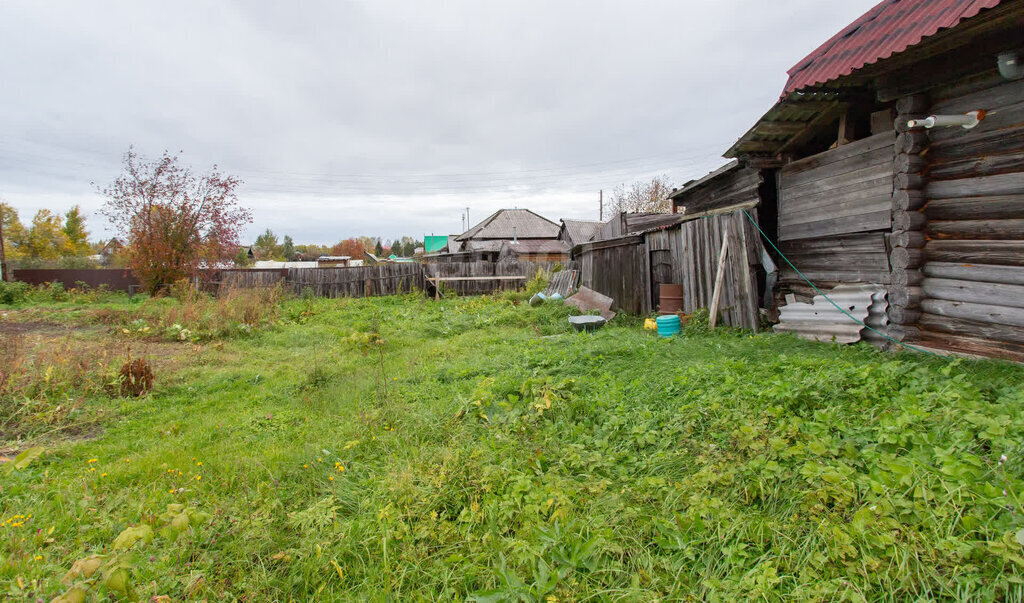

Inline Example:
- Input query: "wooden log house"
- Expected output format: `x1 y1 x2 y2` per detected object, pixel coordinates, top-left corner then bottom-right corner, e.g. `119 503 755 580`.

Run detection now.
725 0 1024 361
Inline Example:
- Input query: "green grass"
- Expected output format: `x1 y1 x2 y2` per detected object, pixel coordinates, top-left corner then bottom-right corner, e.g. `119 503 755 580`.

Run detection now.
3 292 1024 601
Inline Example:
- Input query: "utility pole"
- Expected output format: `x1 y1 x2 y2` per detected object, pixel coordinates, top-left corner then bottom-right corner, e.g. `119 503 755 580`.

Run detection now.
0 207 7 282
599 190 603 222
466 207 470 229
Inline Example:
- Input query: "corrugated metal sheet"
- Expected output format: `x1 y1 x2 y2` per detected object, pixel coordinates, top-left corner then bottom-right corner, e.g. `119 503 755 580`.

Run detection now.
456 209 560 241
774 284 886 343
861 289 891 346
544 269 581 298
784 0 1002 95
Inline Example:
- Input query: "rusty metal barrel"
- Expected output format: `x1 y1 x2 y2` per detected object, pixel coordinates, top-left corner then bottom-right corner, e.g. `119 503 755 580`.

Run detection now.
658 283 683 314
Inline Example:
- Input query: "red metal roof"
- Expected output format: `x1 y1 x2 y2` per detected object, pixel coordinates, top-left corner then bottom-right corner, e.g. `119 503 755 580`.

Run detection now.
783 0 1003 96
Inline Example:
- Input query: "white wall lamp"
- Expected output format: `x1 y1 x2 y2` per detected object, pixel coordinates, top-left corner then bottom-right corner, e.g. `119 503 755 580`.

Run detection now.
907 110 986 130
998 51 1024 80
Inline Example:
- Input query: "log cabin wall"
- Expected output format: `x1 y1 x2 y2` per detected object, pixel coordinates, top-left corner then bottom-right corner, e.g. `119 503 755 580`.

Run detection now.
776 132 896 301
908 75 1024 361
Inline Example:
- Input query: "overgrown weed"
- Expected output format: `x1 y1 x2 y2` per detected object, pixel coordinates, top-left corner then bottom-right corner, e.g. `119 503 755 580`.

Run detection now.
126 283 286 341
0 332 138 443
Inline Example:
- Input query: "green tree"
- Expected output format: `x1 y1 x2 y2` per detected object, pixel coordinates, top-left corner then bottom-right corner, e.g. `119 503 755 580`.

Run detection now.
253 229 281 260
26 209 71 260
233 247 253 267
282 235 295 261
1 202 28 261
374 239 383 256
63 205 91 255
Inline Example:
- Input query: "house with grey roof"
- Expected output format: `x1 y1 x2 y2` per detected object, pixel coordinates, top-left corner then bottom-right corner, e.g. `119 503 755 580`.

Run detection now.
558 219 603 248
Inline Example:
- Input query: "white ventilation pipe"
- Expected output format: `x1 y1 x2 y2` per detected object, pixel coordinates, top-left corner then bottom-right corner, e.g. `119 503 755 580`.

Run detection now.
907 110 985 129
998 51 1024 80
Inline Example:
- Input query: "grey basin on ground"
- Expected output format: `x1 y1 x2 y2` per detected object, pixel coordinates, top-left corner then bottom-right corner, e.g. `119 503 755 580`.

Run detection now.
568 315 607 332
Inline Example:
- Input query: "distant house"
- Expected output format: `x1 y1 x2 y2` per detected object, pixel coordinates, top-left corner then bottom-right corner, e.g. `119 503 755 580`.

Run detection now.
429 208 562 262
96 238 125 266
458 209 559 246
592 213 684 242
316 256 351 267
558 219 603 248
499 239 571 263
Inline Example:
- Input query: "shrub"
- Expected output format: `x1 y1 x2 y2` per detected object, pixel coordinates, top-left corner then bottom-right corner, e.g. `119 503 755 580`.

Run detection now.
0 280 30 304
44 281 69 302
118 358 155 397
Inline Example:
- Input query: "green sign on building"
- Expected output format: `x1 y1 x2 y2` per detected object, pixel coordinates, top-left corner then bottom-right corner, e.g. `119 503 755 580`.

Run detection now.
424 235 448 253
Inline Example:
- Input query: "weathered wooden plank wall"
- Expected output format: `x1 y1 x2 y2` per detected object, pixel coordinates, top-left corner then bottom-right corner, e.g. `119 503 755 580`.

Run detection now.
675 167 762 214
658 210 761 330
776 132 896 298
576 235 648 314
576 208 761 329
907 76 1024 361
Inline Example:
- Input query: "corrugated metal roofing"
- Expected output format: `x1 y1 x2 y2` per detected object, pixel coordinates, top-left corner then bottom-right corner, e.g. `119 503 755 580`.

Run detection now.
784 0 1002 95
456 208 560 241
774 285 886 343
560 219 604 246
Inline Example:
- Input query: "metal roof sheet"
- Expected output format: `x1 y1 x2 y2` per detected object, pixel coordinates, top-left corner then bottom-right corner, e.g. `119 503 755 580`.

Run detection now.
456 209 560 241
784 0 1002 96
560 219 604 246
774 285 886 343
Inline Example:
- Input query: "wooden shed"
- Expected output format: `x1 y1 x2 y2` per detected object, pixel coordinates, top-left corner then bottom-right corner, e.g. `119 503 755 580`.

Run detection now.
575 164 770 330
726 0 1024 361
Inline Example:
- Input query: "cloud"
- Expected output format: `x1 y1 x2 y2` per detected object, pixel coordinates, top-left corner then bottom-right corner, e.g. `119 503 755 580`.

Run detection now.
0 0 879 242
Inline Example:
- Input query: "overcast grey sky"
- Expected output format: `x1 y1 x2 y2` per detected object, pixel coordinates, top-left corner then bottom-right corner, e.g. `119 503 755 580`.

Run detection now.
0 0 879 244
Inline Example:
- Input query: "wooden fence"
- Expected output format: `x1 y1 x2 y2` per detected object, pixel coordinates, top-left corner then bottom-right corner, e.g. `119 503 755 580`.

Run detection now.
289 264 424 298
208 261 559 299
10 262 566 300
423 260 566 296
12 269 140 292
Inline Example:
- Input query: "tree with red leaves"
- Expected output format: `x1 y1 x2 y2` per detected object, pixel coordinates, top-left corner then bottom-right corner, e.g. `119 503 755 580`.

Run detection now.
330 238 367 258
99 148 252 294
